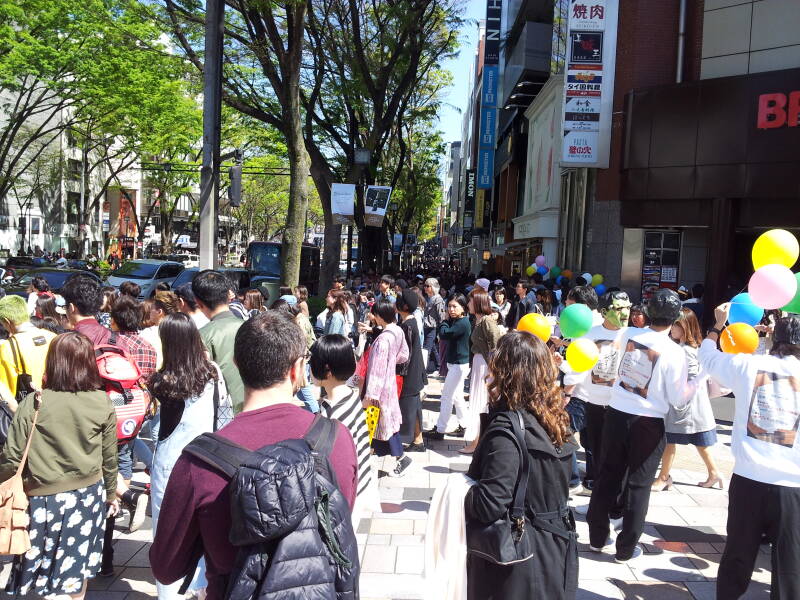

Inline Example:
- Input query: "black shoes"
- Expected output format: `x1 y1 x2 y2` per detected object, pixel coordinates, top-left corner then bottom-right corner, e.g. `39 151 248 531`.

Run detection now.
423 427 444 440
121 490 149 533
405 442 426 452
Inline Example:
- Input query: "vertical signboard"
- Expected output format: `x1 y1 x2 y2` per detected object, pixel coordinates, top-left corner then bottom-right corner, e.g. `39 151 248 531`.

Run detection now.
560 0 618 168
463 170 476 245
363 186 393 227
331 183 356 225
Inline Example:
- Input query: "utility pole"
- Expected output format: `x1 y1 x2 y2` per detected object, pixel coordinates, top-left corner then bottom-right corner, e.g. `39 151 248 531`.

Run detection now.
199 0 224 270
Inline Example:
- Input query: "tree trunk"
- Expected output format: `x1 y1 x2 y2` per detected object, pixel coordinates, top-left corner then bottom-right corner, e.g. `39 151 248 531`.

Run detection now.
308 154 337 294
280 110 309 287
161 201 173 254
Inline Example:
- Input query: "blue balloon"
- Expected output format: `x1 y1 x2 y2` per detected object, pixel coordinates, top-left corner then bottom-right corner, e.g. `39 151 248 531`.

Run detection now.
556 275 565 284
594 284 607 295
537 266 548 276
729 292 764 326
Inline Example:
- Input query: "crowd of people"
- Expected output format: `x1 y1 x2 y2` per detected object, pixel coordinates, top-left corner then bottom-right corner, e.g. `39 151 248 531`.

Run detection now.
0 264 795 600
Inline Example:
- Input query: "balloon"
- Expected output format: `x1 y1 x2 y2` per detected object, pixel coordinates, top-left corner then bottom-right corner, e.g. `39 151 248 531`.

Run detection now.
752 228 799 270
749 264 798 309
526 265 535 277
550 266 562 278
561 269 573 280
535 255 546 267
559 303 594 339
782 273 800 314
517 312 552 342
591 274 604 286
728 293 763 326
594 284 607 296
556 275 565 285
566 338 599 372
581 272 592 284
537 266 548 276
720 323 759 354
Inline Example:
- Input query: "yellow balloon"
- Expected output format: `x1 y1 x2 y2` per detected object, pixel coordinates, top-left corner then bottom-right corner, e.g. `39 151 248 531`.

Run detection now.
517 312 551 342
566 338 599 372
526 265 535 277
752 229 799 270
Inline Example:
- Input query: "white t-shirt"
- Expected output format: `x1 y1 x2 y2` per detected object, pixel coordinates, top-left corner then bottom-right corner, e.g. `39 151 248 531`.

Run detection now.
609 327 691 418
699 339 800 487
561 324 628 406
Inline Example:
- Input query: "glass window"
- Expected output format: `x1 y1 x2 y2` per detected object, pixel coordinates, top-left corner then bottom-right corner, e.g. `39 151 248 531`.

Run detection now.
31 218 40 235
67 159 81 182
112 261 160 279
157 264 182 278
248 243 281 276
66 192 80 224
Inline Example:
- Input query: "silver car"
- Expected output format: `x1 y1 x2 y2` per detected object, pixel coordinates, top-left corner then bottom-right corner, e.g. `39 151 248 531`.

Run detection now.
106 259 184 298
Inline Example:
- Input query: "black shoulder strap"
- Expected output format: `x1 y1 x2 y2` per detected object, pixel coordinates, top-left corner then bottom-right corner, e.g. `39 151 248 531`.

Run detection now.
484 411 530 522
9 336 27 376
109 331 118 346
212 378 220 432
182 432 254 479
303 413 340 487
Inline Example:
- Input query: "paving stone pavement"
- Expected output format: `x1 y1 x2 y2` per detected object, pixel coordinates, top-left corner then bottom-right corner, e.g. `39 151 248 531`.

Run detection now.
0 377 772 600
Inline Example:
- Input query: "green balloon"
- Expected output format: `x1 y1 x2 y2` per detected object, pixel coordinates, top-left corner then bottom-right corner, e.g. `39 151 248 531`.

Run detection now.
782 272 800 314
559 303 594 339
550 266 562 278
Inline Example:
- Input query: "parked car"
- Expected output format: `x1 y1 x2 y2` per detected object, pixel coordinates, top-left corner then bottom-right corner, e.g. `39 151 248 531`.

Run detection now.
4 268 102 298
3 256 51 280
106 259 184 298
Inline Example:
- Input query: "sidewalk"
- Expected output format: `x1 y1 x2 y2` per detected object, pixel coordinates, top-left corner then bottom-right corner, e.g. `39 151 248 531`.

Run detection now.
3 377 771 600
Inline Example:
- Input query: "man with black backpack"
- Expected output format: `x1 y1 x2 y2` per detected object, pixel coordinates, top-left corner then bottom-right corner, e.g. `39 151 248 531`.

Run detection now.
151 311 359 600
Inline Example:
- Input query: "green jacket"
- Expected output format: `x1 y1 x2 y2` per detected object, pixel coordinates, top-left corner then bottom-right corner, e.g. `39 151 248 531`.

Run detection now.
0 390 117 498
439 316 471 365
200 310 245 413
471 315 503 361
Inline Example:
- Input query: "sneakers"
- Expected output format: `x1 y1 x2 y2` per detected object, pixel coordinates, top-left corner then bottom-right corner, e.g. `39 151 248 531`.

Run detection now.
405 442 426 453
423 427 444 441
610 516 624 531
569 483 584 498
122 490 149 533
447 425 466 438
589 537 614 553
614 544 643 563
389 455 412 478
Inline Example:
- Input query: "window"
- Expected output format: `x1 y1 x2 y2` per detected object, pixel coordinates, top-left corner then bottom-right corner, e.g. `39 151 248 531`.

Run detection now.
67 159 81 182
0 216 9 229
66 128 78 148
31 217 40 235
157 264 183 278
66 192 80 224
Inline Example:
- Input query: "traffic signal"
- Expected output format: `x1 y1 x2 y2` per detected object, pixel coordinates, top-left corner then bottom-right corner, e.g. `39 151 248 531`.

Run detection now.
228 164 242 207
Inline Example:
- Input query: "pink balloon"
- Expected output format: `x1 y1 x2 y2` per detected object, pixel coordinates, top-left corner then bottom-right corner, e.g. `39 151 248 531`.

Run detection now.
749 264 798 309
535 255 546 266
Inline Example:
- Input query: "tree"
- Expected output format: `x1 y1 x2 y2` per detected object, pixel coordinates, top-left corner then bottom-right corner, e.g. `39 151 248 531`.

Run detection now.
159 0 463 290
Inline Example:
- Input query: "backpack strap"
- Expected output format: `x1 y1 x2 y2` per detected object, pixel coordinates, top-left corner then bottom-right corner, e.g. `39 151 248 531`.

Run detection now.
9 336 27 376
303 414 340 488
182 432 254 479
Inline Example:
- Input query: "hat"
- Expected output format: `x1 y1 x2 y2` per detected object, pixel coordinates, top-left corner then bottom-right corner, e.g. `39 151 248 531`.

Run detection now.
279 294 298 306
475 278 490 291
493 279 503 286
415 274 424 280
399 289 419 311
678 285 688 292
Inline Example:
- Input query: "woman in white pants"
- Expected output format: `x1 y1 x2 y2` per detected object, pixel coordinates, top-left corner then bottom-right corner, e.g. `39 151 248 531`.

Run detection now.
425 293 471 440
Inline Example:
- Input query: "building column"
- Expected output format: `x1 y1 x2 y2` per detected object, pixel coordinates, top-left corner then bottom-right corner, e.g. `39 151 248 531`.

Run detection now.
706 197 735 327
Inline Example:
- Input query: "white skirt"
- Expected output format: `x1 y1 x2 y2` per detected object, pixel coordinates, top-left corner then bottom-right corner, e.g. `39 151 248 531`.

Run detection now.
465 353 490 441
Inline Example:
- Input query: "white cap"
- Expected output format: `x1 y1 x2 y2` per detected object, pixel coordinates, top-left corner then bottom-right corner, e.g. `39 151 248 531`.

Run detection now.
475 278 490 291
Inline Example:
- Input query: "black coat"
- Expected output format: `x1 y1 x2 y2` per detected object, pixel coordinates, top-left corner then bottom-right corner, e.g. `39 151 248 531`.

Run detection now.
399 317 426 396
506 295 536 329
465 410 579 600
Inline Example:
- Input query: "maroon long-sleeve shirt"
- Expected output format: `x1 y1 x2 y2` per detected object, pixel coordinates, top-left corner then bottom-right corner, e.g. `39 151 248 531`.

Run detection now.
149 402 358 600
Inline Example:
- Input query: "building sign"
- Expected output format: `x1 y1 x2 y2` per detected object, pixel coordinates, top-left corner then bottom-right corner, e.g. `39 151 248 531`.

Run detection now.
757 91 800 129
475 189 485 229
482 65 499 105
479 107 497 147
477 147 494 188
641 230 681 300
462 169 476 245
484 0 502 64
363 185 392 227
560 0 618 168
331 183 356 225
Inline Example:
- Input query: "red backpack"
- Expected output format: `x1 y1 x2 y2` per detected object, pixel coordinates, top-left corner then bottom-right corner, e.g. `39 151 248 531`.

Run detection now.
95 334 151 443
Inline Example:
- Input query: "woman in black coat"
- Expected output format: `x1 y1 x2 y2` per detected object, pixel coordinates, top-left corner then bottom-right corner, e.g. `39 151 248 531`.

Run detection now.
465 330 579 599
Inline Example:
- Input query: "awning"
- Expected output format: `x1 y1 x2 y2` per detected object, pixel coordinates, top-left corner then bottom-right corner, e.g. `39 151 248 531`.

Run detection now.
489 241 528 256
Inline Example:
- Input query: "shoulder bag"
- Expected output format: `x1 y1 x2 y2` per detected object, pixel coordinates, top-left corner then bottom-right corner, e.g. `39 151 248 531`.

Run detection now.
466 410 534 565
0 391 41 555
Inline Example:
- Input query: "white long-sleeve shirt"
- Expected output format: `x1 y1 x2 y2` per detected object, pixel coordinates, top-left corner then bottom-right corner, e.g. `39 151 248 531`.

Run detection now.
608 327 691 418
561 324 628 406
699 339 800 487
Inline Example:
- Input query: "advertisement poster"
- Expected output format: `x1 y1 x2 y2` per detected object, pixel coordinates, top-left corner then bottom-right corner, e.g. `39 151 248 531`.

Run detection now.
363 186 392 227
331 183 356 225
747 372 800 448
560 0 618 168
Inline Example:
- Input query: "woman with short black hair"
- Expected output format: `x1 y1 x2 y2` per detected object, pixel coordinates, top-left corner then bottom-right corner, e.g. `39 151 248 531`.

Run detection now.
1 332 117 600
148 312 232 600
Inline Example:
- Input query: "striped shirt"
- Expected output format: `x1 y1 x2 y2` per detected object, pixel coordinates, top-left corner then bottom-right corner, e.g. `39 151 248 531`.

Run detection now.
322 388 372 497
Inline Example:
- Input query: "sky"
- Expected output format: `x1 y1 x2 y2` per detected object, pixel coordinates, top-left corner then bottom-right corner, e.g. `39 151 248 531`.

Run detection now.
437 0 486 147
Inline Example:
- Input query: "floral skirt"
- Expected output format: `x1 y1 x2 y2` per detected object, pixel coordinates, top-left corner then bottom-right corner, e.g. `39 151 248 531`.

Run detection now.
6 481 106 597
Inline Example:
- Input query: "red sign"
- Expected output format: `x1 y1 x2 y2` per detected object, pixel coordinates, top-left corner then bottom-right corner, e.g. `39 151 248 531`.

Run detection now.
757 91 800 129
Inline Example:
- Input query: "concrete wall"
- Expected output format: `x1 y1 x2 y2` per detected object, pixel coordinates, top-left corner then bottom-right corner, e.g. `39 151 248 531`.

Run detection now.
582 198 624 288
702 0 800 79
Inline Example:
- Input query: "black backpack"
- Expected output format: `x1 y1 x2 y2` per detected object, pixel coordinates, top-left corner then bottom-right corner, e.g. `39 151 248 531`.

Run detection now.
182 414 360 600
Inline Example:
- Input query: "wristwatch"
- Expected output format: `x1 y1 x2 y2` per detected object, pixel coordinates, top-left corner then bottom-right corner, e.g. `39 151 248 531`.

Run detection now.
709 327 723 335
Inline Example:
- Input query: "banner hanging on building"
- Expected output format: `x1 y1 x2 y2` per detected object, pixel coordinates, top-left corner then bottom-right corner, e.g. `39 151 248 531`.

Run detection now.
560 0 618 168
331 183 356 225
363 185 392 227
462 169 476 245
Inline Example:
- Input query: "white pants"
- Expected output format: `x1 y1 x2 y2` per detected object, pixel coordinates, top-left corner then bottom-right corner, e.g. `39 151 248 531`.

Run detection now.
436 362 470 432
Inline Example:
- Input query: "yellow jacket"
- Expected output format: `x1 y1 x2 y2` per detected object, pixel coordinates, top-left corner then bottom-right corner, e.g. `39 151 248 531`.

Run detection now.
0 323 56 398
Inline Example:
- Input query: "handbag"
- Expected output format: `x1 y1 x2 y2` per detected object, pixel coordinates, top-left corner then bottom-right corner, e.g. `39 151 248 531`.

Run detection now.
9 337 35 405
0 391 41 555
466 410 534 565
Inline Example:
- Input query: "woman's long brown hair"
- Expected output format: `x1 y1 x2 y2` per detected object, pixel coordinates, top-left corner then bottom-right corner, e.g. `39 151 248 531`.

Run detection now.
486 330 571 447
